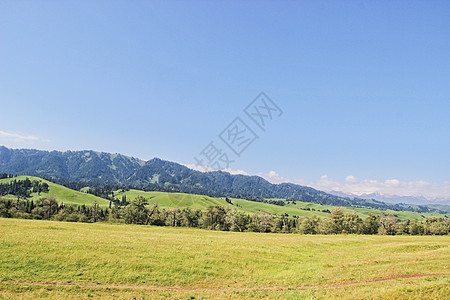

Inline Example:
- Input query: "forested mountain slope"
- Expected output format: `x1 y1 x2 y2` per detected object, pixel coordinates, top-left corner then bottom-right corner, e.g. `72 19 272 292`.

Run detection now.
0 146 444 213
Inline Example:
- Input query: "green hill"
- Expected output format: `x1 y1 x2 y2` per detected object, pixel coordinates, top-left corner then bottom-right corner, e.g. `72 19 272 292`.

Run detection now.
113 189 446 221
3 146 444 214
1 176 446 220
0 176 110 208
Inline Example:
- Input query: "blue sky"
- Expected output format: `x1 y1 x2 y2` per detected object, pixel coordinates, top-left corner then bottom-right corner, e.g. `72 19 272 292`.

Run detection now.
1 1 449 199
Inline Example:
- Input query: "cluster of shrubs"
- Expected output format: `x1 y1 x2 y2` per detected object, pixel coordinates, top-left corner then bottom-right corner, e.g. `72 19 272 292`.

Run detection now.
121 200 448 235
1 196 448 235
0 197 107 223
0 178 49 198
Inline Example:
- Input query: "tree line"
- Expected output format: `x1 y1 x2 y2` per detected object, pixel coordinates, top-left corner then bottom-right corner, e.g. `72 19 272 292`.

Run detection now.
0 195 448 235
0 179 49 198
0 197 108 222
40 173 443 214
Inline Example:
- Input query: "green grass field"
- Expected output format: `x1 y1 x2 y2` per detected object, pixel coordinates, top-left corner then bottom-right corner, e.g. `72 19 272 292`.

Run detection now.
0 218 448 299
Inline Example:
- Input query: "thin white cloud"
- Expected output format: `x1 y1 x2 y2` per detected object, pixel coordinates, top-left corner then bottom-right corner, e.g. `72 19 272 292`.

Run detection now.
320 177 450 201
333 176 450 200
258 171 450 202
0 130 40 142
184 165 450 201
223 168 249 176
182 163 249 176
345 175 358 184
183 163 212 173
257 170 292 184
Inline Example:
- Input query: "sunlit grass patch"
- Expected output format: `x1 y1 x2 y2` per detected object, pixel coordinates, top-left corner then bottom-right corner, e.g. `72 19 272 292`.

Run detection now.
0 218 448 299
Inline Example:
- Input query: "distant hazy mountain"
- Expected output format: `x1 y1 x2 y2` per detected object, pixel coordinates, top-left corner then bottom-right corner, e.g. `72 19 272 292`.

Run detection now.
0 146 446 213
329 191 450 206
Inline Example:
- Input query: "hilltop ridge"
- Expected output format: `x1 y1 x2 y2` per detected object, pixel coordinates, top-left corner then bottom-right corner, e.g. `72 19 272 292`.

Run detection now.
0 146 446 214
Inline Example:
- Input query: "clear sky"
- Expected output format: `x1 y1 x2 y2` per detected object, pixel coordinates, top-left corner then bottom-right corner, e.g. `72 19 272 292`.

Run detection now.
1 1 449 200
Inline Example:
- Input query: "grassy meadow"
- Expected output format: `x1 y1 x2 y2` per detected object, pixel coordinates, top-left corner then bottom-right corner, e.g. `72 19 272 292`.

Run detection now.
115 189 447 221
0 218 449 299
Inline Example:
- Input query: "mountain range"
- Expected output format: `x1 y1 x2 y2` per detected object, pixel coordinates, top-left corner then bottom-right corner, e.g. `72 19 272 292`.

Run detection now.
329 191 450 206
0 146 446 213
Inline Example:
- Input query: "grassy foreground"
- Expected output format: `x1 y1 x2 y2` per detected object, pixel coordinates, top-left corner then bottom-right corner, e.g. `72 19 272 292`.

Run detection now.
0 218 449 299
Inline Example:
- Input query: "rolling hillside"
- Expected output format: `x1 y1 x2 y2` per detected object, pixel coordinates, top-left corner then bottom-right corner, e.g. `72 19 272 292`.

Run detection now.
0 176 447 220
114 189 447 221
0 146 446 214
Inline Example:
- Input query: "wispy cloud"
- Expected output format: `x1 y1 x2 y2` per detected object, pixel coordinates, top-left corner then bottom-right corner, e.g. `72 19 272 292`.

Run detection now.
0 130 41 142
332 176 450 200
258 171 450 201
183 163 249 175
183 165 450 201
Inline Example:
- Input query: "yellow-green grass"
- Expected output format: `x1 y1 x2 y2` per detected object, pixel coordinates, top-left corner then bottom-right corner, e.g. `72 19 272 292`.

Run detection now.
117 190 229 210
0 176 110 208
0 218 448 299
